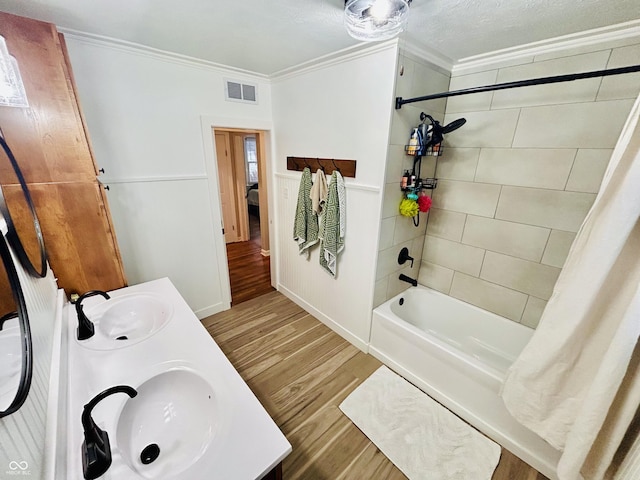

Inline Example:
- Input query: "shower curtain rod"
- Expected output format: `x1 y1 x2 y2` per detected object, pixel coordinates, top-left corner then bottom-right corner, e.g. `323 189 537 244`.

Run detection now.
395 64 640 109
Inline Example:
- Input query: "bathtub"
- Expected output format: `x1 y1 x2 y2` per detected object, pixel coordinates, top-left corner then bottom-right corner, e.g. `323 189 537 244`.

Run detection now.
370 285 560 480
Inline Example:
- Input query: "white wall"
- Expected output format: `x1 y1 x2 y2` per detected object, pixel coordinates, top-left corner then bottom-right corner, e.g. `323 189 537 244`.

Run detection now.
64 34 274 317
271 42 398 349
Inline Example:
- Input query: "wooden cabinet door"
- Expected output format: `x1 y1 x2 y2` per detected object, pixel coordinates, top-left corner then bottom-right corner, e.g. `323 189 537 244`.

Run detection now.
4 182 126 294
0 12 98 184
0 12 126 295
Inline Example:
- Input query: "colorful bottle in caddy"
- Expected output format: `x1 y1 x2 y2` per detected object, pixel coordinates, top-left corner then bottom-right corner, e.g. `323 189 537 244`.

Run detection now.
401 170 416 190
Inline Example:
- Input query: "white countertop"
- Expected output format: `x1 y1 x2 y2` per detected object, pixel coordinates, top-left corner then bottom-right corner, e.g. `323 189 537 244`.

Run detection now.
63 277 291 480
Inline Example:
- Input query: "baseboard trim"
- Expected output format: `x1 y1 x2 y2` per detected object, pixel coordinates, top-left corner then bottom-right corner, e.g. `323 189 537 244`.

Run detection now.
261 249 270 257
278 284 368 352
194 301 230 320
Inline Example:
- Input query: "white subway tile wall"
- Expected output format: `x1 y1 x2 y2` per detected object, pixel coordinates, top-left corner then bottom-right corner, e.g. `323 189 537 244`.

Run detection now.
490 51 610 109
432 179 501 217
521 296 548 329
496 186 596 231
424 235 485 276
449 272 528 321
374 51 451 306
417 260 454 294
425 208 466 242
446 70 498 113
565 149 613 193
435 147 480 181
444 109 521 148
541 230 577 268
597 44 640 101
475 148 576 189
480 251 561 300
416 39 640 326
461 215 550 262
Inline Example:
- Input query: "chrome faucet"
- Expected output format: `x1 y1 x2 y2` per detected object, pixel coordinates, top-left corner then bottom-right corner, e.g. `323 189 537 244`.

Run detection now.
76 290 110 341
81 385 137 480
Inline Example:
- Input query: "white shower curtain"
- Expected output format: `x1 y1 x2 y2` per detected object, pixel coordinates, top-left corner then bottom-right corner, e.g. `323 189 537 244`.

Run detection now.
501 93 640 480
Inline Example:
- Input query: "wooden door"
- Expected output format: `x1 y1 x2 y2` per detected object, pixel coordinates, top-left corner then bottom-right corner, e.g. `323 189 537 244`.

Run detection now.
231 133 249 242
215 132 239 243
256 132 270 255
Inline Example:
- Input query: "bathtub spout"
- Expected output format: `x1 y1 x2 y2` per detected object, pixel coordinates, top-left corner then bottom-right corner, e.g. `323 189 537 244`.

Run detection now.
399 274 418 287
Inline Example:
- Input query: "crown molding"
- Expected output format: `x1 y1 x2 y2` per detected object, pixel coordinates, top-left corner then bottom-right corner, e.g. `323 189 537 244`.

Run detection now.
399 38 454 74
59 28 270 80
269 39 399 82
453 19 640 76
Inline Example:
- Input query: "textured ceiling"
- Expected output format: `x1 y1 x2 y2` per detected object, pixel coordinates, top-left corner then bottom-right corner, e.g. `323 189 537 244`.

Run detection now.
0 0 638 74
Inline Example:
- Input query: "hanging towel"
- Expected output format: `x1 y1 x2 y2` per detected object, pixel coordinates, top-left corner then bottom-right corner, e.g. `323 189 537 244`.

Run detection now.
319 170 346 277
310 168 328 215
293 167 319 257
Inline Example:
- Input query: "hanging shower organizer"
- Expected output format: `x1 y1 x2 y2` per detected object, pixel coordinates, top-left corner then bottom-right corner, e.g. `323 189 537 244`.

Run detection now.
402 115 442 195
396 63 640 228
402 112 466 226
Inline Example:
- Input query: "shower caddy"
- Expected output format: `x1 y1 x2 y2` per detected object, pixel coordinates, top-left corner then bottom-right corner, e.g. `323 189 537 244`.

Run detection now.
402 112 466 226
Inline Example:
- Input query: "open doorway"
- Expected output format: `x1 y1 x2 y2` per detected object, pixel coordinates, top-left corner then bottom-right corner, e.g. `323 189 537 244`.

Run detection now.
213 128 274 305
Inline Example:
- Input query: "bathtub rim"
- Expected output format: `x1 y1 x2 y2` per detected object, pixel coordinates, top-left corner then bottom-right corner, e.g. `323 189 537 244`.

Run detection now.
369 285 560 480
372 285 532 382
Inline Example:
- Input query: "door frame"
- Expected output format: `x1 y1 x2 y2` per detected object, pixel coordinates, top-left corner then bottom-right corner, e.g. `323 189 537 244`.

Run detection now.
200 116 276 310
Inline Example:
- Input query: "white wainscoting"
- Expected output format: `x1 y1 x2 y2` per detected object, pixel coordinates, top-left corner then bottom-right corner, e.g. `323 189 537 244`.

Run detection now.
0 250 59 480
275 174 381 351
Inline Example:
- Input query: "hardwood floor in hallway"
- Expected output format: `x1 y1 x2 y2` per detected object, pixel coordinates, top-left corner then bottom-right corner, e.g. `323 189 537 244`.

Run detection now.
202 292 549 480
226 213 274 305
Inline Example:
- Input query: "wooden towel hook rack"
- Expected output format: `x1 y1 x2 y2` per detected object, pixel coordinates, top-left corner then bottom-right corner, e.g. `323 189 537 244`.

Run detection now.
287 156 356 178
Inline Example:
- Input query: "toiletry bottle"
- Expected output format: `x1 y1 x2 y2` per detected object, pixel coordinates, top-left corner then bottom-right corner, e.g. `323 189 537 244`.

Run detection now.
401 170 409 189
407 128 419 155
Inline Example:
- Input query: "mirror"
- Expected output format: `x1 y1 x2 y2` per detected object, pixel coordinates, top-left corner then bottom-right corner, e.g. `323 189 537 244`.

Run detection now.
0 135 47 277
0 229 31 417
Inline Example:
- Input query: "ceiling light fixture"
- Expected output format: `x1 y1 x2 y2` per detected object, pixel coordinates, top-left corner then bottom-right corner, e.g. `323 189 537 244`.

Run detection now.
0 36 28 108
344 0 412 42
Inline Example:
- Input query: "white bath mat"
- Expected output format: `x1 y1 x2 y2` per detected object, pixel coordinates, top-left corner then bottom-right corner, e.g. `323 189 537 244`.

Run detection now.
339 366 501 480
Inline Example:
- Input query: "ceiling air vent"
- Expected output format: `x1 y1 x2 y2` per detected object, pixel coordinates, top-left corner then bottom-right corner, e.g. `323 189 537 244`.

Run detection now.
225 79 258 104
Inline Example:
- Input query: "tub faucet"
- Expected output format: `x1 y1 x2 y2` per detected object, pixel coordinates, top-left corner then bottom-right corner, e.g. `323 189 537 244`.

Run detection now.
397 247 414 268
82 385 137 480
76 290 111 341
399 274 418 287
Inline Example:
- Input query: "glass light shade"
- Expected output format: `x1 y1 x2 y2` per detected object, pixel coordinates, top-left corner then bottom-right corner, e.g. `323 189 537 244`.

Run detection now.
344 0 411 42
0 36 28 108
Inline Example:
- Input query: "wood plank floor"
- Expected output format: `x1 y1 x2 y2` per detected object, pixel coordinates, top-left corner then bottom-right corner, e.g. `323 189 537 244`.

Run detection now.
202 292 549 480
226 213 274 306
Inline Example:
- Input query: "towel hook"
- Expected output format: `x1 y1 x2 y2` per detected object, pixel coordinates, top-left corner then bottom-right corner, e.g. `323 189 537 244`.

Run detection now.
331 159 340 173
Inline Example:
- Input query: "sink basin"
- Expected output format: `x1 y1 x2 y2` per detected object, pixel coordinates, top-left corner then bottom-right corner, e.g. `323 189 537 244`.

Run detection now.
80 293 173 350
115 369 217 478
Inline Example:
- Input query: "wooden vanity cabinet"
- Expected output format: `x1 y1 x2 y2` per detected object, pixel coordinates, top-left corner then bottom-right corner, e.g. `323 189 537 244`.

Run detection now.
0 11 126 294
